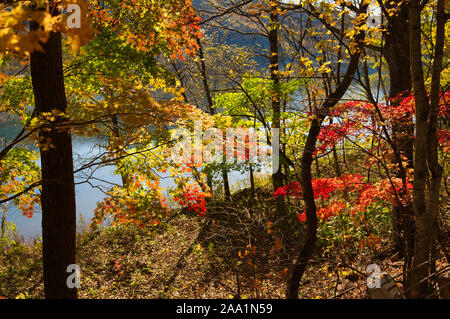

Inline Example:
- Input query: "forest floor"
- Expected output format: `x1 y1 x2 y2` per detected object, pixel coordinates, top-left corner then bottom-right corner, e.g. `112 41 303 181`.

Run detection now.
0 187 448 299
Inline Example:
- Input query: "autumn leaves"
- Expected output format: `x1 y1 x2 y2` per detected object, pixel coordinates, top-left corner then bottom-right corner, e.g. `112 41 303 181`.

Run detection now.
0 1 94 56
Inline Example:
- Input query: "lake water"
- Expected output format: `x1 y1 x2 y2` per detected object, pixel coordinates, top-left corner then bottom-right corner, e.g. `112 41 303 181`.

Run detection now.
1 121 251 238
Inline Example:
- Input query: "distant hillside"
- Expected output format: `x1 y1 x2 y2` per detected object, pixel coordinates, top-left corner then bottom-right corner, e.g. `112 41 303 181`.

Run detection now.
193 0 269 68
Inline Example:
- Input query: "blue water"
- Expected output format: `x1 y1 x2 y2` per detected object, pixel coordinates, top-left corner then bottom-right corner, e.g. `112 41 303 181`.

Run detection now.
2 131 124 238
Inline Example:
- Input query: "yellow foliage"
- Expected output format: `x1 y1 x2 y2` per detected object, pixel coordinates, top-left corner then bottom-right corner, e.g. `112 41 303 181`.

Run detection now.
0 1 94 56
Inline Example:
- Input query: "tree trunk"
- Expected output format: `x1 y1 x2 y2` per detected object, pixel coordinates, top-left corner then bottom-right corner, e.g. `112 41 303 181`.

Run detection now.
409 0 431 298
286 6 366 296
222 168 231 200
383 0 413 259
408 0 444 298
30 4 77 299
249 163 255 195
111 114 129 186
329 118 341 177
425 0 445 283
269 4 286 217
1 211 5 242
286 117 320 299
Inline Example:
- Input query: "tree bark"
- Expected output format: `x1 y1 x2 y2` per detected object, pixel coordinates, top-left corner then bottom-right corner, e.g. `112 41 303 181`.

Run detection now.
249 163 255 195
408 0 445 298
382 0 414 259
286 5 366 297
426 0 445 283
269 3 286 217
30 4 77 299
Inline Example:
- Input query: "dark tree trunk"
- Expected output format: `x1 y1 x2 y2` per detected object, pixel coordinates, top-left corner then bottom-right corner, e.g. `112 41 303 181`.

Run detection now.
408 0 430 295
383 0 411 99
249 163 255 195
197 38 214 113
111 114 129 186
222 168 231 200
286 5 366 296
1 211 5 242
329 118 341 177
269 4 286 217
408 0 444 298
382 0 414 260
286 117 320 299
425 0 445 282
30 4 77 299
